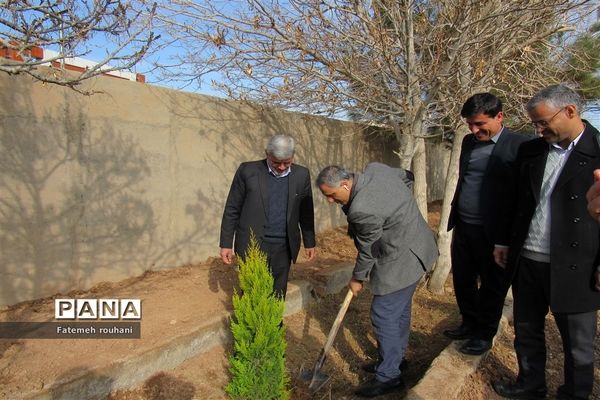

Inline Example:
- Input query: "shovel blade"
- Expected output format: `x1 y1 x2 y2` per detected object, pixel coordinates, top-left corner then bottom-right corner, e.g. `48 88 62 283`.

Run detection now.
299 364 330 393
307 370 330 393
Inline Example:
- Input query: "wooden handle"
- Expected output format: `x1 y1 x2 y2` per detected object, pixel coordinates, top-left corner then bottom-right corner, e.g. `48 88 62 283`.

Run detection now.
322 289 354 355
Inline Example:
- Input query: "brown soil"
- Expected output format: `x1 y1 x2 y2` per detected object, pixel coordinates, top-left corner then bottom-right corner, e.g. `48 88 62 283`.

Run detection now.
2 201 598 399
105 220 460 400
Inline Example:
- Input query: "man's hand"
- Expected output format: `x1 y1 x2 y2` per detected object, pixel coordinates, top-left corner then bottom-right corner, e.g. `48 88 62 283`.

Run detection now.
220 248 234 265
349 278 363 297
595 270 600 292
304 247 316 262
586 169 600 223
493 246 509 268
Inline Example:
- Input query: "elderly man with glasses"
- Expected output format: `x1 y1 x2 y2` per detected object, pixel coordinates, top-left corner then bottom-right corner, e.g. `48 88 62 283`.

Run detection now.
492 85 600 400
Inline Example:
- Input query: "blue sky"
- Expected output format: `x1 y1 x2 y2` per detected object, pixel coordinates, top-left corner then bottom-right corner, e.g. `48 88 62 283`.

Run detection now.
583 111 600 126
583 102 600 127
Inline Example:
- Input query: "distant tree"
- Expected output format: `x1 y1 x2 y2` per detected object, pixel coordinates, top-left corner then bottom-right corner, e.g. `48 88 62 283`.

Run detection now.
0 0 157 88
563 21 600 100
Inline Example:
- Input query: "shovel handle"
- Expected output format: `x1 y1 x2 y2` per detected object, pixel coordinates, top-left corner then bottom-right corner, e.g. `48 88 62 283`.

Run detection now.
322 288 354 356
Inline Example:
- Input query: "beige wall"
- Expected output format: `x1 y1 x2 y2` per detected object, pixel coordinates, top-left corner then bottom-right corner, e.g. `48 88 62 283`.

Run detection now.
0 73 417 306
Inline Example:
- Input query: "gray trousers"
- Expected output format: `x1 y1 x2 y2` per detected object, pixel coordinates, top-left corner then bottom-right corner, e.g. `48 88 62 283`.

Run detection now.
371 280 419 382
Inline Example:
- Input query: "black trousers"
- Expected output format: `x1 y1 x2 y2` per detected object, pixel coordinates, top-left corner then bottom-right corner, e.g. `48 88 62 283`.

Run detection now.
451 220 511 339
261 240 292 299
513 256 597 399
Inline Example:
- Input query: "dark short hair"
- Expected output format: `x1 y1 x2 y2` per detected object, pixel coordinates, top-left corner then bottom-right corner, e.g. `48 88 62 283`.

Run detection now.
461 93 503 119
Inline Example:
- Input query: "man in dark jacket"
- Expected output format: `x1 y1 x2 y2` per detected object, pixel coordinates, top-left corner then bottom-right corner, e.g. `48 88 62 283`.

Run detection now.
492 85 600 400
317 163 438 398
219 134 316 298
445 93 530 355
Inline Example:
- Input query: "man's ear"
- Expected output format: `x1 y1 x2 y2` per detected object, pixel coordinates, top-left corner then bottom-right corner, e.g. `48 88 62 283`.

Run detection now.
564 104 578 119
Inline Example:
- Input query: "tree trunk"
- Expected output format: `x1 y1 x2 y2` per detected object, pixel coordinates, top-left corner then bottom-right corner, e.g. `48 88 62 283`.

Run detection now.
394 123 415 171
428 126 468 294
412 136 428 218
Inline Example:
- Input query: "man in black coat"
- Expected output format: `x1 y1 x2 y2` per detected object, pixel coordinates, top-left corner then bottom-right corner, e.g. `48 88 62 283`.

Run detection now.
493 85 600 400
445 93 530 355
219 134 316 298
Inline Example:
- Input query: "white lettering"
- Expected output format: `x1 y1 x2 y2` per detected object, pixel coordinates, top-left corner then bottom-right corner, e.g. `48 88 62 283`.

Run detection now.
120 299 142 320
76 299 98 319
55 299 141 320
99 299 119 319
55 299 75 319
56 326 96 334
99 326 133 334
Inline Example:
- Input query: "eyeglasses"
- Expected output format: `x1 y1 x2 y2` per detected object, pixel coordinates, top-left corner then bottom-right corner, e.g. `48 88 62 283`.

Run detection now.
531 107 564 129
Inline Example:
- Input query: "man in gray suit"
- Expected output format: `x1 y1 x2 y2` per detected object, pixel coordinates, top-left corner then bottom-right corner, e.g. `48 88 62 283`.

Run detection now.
317 163 438 398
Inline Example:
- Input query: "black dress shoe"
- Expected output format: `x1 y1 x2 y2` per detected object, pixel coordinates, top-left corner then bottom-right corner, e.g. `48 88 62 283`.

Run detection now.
443 325 475 340
361 358 409 373
492 379 547 399
355 377 406 398
556 385 584 400
459 338 492 355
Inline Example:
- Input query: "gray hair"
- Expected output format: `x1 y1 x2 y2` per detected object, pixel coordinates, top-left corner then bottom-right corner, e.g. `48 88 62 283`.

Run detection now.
526 84 583 113
316 165 353 187
265 135 295 159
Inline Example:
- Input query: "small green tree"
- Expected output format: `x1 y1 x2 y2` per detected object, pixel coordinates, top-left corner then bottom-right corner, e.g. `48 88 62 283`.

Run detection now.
225 236 289 400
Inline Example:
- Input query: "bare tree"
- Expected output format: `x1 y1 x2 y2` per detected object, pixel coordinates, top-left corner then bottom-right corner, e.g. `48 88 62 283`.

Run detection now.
155 0 593 292
0 0 158 88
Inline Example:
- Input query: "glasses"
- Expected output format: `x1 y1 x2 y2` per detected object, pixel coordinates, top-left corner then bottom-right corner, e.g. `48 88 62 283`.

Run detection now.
531 107 564 129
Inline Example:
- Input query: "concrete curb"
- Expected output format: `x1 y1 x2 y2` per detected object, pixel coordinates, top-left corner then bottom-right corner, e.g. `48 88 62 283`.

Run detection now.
27 280 314 400
312 264 354 296
406 289 514 400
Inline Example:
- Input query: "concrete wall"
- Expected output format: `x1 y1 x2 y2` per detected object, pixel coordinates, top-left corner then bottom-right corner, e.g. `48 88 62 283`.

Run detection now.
0 73 413 306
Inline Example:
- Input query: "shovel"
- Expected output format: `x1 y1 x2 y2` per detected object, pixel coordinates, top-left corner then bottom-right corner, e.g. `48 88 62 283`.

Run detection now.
300 288 354 393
